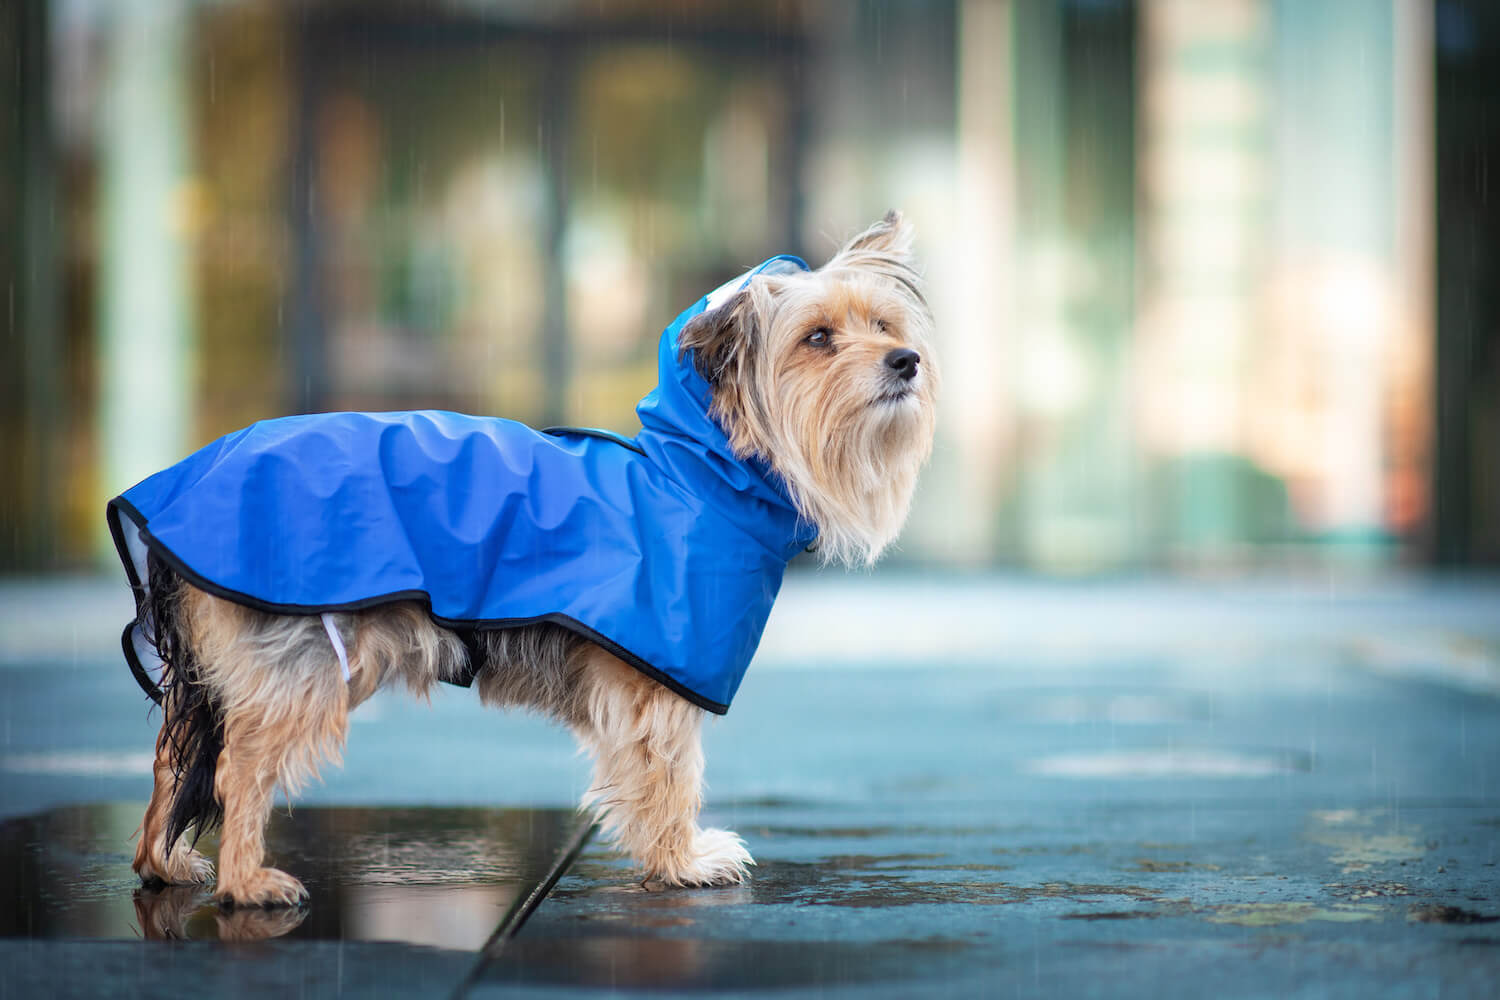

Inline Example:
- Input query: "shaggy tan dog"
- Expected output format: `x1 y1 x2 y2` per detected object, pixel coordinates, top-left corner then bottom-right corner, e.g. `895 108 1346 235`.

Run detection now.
131 212 938 905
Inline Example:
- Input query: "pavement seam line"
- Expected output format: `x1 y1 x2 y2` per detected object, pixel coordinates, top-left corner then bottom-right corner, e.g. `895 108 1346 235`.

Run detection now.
449 818 596 999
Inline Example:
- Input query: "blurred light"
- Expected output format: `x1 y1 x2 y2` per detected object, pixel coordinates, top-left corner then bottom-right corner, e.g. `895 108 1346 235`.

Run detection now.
1018 326 1090 418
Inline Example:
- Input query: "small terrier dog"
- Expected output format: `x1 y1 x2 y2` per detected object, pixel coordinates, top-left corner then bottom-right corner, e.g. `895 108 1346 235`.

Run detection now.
123 212 937 906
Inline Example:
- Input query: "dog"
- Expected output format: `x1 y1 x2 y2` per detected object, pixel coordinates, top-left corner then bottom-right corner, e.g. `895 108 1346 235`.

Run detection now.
110 211 937 906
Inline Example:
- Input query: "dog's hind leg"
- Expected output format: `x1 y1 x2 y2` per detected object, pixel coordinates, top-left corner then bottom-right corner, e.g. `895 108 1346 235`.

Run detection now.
574 651 752 887
132 718 214 885
181 590 350 906
210 668 350 906
208 655 347 906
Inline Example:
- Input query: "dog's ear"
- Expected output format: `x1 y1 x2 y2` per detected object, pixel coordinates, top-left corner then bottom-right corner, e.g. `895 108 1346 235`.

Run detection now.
678 284 773 458
839 210 914 263
829 211 926 307
678 288 758 387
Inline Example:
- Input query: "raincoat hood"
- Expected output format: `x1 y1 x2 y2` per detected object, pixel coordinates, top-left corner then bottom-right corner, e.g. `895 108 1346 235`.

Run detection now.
108 256 816 715
635 254 813 540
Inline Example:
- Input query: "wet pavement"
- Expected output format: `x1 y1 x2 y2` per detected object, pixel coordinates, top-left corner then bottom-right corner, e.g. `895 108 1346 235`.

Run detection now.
1 574 1499 996
0 804 586 948
479 801 1500 997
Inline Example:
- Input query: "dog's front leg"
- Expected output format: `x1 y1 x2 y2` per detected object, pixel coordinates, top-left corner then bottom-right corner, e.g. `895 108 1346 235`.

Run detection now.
575 653 752 887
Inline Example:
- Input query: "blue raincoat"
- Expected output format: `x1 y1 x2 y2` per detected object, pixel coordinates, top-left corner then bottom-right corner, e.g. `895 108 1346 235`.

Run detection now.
108 256 815 714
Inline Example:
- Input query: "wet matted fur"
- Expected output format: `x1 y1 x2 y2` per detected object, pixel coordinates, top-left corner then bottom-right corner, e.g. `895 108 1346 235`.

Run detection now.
132 212 938 905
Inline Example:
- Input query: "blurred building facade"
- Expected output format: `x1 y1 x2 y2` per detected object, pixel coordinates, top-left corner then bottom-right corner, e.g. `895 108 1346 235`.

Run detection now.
1 0 1495 573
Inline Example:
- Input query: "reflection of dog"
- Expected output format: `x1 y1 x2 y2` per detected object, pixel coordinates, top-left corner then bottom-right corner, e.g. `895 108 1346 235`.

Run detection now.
132 885 307 941
133 885 210 940
123 213 938 905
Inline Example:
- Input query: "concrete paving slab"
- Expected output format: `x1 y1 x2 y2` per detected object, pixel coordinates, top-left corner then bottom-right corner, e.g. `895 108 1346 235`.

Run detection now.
1 574 1498 996
0 940 476 1000
477 800 1499 998
469 629 1500 998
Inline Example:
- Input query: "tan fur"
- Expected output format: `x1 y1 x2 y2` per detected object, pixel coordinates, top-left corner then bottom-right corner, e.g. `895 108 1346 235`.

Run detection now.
132 213 937 904
573 652 750 886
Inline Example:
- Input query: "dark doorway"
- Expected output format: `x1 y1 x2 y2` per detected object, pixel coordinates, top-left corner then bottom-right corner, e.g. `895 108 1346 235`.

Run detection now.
1435 0 1500 565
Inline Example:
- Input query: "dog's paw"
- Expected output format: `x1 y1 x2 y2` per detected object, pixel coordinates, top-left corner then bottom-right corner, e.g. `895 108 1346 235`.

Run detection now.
215 866 308 908
165 847 216 885
656 827 755 888
136 843 215 886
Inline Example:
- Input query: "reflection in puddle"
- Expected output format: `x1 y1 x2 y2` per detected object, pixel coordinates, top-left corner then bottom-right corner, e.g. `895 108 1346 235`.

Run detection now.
0 803 582 949
343 885 514 950
132 885 311 942
1025 747 1310 778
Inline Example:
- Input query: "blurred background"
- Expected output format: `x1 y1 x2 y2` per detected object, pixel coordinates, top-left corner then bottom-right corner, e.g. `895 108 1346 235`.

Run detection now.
1 0 1496 576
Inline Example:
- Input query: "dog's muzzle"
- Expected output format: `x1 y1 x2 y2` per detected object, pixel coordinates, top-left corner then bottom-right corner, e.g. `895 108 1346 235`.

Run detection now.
876 348 922 404
884 348 921 381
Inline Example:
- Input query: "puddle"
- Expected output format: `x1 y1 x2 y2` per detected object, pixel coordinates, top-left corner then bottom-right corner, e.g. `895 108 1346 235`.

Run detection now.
1026 747 1310 779
1129 859 1223 873
1324 881 1412 900
1305 810 1426 871
1408 905 1500 924
1202 903 1384 926
555 847 1175 912
1059 902 1195 921
0 803 585 948
1323 834 1426 870
992 843 1103 857
754 823 1026 840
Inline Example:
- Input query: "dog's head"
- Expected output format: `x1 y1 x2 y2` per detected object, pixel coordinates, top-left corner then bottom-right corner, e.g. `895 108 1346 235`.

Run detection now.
678 211 939 566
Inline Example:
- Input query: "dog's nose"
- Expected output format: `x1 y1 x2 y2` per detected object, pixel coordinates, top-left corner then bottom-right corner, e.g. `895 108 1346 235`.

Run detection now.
884 348 920 381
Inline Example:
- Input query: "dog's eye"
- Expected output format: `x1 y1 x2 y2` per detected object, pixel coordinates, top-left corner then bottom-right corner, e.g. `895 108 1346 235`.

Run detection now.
875 318 889 333
806 327 833 348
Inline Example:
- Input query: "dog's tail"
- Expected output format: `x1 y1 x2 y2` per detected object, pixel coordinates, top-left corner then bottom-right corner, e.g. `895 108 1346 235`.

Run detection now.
144 556 226 848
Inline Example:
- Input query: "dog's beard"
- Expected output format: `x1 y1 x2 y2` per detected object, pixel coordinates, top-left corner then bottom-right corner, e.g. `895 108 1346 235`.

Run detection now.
771 368 937 567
